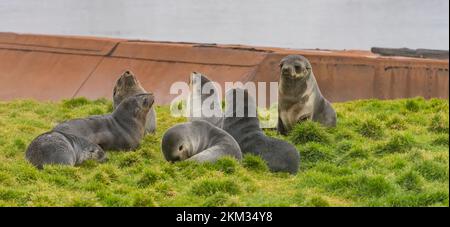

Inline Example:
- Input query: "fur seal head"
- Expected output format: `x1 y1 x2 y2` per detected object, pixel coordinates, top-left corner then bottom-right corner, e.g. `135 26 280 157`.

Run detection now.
114 93 155 123
161 124 193 162
279 55 312 80
77 138 107 164
113 71 147 109
187 72 223 126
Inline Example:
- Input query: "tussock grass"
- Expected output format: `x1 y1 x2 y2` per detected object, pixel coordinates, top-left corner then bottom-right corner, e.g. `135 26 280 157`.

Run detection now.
0 97 448 206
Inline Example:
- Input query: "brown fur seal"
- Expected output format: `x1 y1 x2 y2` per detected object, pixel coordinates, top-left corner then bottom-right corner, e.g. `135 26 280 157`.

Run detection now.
25 131 107 169
113 70 157 134
161 120 242 163
277 55 337 135
223 88 300 174
187 72 223 127
54 93 154 151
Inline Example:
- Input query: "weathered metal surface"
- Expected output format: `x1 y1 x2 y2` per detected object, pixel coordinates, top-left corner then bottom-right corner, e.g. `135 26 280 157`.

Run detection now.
75 57 256 104
0 32 122 55
0 33 448 104
0 49 103 100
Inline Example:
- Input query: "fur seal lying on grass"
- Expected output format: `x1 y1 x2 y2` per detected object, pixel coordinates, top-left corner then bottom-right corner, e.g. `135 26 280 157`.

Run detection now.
223 88 300 174
161 120 242 163
277 55 336 135
54 93 154 151
187 72 223 127
113 70 157 134
26 131 106 169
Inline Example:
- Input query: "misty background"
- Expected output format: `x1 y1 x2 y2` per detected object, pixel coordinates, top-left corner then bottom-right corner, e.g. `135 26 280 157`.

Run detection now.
0 0 448 50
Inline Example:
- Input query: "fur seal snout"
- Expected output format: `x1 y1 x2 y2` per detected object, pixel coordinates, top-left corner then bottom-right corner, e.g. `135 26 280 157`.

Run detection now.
278 55 337 135
161 120 242 163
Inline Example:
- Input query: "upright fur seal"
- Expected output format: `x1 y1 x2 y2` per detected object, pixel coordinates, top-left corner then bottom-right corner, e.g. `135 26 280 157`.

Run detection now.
223 88 300 174
187 72 223 128
161 120 242 163
113 70 157 134
278 55 336 135
26 131 107 169
54 93 154 151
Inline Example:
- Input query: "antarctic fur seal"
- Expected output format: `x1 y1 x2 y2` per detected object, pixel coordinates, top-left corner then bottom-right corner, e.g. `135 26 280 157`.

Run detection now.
25 131 107 169
223 88 300 174
187 72 223 128
113 70 157 134
277 55 336 135
54 93 154 151
161 120 242 163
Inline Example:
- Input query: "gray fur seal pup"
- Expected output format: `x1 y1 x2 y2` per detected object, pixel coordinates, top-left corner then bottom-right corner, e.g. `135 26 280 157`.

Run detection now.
223 88 300 174
54 93 154 151
26 131 107 169
278 55 337 135
187 72 223 128
113 70 157 134
161 120 242 163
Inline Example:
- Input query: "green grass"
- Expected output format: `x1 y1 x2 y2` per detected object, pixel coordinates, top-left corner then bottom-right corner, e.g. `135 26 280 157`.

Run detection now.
0 97 448 207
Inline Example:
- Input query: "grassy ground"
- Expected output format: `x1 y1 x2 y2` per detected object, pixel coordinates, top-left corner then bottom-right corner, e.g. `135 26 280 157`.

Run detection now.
0 97 448 207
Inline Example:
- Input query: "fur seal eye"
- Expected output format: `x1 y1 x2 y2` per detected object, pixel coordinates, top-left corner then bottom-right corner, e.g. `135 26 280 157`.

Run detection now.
143 98 149 107
179 145 183 151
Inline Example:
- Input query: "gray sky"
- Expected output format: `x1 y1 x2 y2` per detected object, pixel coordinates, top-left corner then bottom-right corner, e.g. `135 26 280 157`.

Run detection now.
0 0 448 50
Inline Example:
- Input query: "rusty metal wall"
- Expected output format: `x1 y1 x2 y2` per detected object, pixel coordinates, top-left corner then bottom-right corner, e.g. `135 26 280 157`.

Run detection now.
0 33 448 104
